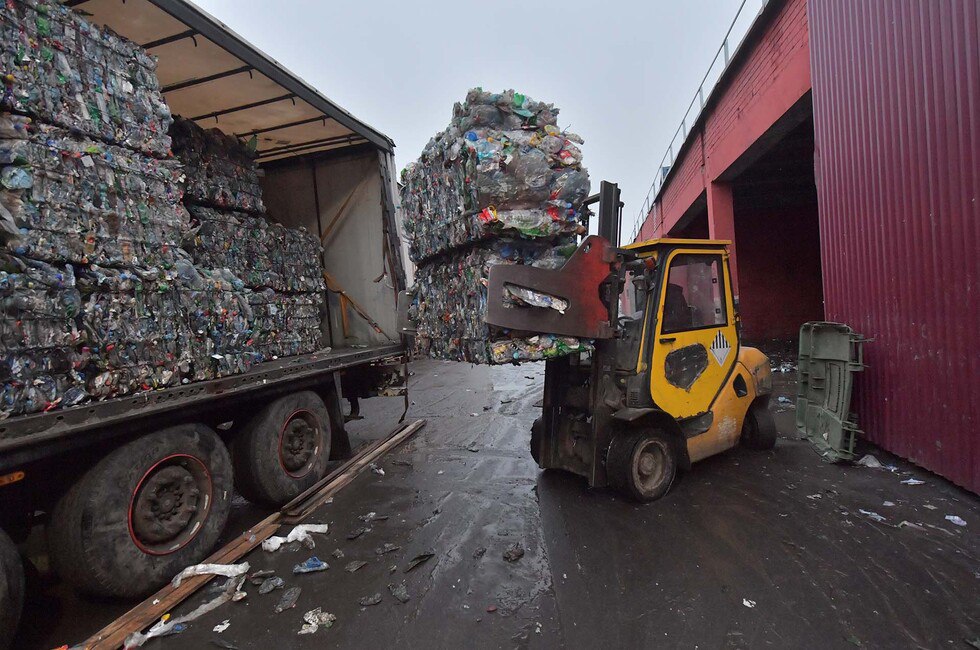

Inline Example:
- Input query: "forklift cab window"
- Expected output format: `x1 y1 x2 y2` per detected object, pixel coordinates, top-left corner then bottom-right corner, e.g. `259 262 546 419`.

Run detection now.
617 269 650 371
662 254 727 333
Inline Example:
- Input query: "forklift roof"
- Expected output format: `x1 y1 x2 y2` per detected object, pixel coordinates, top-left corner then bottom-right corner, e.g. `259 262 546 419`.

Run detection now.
623 238 731 256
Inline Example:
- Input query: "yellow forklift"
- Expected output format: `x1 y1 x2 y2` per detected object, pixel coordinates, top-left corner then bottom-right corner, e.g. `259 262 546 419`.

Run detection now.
485 182 776 501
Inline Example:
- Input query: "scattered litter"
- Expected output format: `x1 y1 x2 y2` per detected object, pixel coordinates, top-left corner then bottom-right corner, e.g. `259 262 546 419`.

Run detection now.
347 527 369 540
275 586 302 613
776 396 793 405
897 520 927 532
262 524 330 552
127 576 244 647
359 593 383 607
900 478 925 486
389 564 397 574
392 459 413 467
473 547 487 559
331 548 345 559
806 494 823 500
293 556 329 574
405 552 435 572
258 576 285 594
503 544 525 562
297 608 336 635
437 470 444 475
742 599 756 608
859 509 887 523
345 560 368 573
469 413 479 417
210 640 239 650
487 605 498 613
945 515 967 527
777 362 796 373
369 462 385 476
248 569 275 585
501 398 514 404
881 501 895 507
855 454 882 469
388 582 410 603
376 543 401 555
359 512 389 523
923 504 937 510
467 445 481 453
212 620 230 634
171 562 250 588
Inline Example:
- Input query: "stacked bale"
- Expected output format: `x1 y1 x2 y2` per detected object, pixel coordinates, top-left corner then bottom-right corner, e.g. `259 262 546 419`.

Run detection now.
172 117 326 364
401 89 593 364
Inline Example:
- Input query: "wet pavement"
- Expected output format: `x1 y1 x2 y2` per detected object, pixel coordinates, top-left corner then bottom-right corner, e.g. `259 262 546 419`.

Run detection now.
18 359 980 649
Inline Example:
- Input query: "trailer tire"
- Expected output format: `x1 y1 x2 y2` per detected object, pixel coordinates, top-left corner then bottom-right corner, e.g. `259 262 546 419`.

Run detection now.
233 391 331 506
48 425 232 599
741 401 777 450
0 528 24 650
606 429 678 502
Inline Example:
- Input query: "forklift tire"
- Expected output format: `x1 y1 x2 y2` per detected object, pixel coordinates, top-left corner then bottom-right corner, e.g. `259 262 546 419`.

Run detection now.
0 528 24 650
606 430 678 502
48 425 232 599
741 401 778 450
233 391 331 507
530 417 543 466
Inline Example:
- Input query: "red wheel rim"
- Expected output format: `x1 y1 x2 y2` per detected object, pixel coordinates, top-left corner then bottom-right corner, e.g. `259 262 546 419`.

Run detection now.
128 454 212 556
277 409 322 479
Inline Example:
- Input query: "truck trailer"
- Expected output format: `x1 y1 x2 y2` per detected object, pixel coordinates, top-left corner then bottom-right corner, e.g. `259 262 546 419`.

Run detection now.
0 0 407 643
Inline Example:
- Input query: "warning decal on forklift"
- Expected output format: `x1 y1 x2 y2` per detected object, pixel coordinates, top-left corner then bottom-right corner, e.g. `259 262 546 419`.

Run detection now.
710 331 731 366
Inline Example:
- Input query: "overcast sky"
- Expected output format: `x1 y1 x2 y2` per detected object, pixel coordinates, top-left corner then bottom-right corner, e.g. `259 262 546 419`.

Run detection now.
195 0 753 242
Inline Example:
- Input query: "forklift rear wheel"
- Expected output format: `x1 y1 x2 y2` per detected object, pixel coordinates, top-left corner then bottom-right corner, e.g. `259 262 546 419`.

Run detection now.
741 401 778 450
48 425 232 598
233 391 331 506
607 430 678 502
0 527 24 650
530 417 543 466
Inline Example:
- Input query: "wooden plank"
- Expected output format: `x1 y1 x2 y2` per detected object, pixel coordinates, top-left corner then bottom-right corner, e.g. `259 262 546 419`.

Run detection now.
82 419 425 649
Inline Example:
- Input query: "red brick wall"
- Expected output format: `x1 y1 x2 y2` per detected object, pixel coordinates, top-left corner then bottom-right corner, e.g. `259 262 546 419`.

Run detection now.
637 0 812 237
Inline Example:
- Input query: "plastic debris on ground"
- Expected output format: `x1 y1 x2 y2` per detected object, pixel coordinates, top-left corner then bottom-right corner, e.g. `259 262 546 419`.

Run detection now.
212 620 230 634
404 552 435 572
854 454 882 469
401 89 593 364
742 599 756 608
388 581 410 603
171 562 250 588
261 523 329 552
375 543 400 555
858 509 887 523
345 560 368 573
125 575 245 648
275 586 302 613
297 608 336 635
503 543 525 562
293 556 329 574
945 515 967 527
901 478 925 486
359 593 383 607
258 576 284 594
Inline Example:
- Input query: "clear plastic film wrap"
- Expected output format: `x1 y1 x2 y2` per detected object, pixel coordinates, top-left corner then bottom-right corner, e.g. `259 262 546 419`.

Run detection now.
409 239 592 364
171 117 265 214
400 88 591 263
0 0 173 157
0 115 187 269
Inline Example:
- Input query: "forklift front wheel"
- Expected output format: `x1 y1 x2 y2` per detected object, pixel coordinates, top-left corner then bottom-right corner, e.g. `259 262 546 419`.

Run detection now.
741 400 777 450
530 417 543 466
607 430 678 502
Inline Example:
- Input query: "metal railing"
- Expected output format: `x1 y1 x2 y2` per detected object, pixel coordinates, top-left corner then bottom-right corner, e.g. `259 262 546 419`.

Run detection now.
628 0 768 242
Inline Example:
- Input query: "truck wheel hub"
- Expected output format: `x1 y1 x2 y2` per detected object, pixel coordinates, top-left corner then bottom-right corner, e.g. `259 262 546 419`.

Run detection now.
279 412 319 477
130 456 211 553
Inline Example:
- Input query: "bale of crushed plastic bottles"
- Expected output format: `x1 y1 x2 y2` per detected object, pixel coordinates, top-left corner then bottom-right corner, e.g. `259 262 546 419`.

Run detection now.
0 0 173 157
400 88 590 264
402 89 593 364
171 117 266 214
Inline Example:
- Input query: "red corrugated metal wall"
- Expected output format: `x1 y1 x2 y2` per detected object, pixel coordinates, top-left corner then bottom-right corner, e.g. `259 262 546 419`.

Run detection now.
809 0 980 492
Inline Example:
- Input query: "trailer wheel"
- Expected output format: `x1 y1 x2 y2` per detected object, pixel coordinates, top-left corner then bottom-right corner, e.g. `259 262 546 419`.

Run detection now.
0 528 24 650
233 391 331 506
741 400 777 450
606 430 678 502
48 425 232 598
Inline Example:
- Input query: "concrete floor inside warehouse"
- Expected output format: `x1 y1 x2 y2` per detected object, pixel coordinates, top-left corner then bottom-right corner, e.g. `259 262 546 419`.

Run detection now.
17 358 980 649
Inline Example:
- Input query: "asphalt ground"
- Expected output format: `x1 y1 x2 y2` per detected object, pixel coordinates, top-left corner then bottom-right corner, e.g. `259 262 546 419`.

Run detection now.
18 358 980 649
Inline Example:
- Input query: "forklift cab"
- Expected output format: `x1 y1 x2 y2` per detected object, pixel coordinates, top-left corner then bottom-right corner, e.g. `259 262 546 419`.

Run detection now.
485 183 775 501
